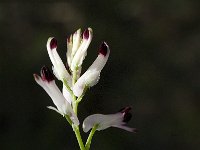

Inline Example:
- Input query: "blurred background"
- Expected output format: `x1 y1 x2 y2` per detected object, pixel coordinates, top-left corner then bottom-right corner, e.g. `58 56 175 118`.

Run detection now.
0 1 200 150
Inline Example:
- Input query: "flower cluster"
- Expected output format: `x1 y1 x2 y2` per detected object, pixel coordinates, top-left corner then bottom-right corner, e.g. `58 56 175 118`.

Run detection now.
34 28 135 150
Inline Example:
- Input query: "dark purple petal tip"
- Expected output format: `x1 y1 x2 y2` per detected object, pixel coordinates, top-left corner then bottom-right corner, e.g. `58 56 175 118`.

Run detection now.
119 106 132 123
41 66 54 82
50 38 57 50
83 28 90 39
123 112 132 122
99 42 108 56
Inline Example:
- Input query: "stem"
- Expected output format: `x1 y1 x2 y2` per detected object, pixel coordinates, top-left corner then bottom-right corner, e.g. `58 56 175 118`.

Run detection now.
85 125 98 150
73 101 78 115
74 86 88 115
63 66 88 150
73 125 86 150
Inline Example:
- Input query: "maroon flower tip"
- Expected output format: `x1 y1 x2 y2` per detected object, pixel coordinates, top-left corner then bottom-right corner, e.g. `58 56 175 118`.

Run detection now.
99 42 108 56
41 66 54 82
119 106 132 123
123 112 132 122
50 38 57 50
83 28 90 39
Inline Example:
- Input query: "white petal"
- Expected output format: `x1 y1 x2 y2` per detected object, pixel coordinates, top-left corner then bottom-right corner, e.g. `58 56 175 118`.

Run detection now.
73 43 110 97
34 74 79 125
71 28 82 58
112 124 135 132
47 106 63 116
73 70 100 97
47 81 79 125
83 110 134 133
67 35 73 67
82 113 123 132
62 84 73 104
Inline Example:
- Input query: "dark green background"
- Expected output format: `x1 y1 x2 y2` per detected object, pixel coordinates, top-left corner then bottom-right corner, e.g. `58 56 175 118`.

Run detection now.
0 1 200 150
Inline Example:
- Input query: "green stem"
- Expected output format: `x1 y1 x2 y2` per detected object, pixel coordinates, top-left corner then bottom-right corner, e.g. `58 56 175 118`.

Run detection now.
73 125 86 150
85 125 98 150
63 67 88 150
73 101 78 115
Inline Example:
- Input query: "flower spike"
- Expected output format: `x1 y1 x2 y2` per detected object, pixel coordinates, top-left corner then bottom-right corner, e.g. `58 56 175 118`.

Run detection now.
34 28 135 150
73 42 110 97
34 66 79 125
82 106 136 133
47 37 72 85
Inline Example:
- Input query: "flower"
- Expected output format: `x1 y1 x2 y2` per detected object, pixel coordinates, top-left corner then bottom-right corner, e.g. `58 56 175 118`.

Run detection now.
82 107 136 132
33 66 79 125
73 42 110 97
46 37 71 83
67 28 93 72
47 37 73 104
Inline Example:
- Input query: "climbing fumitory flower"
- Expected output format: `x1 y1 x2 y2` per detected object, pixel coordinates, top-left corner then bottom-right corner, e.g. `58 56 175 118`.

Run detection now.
73 42 110 97
82 107 136 133
67 28 81 71
33 66 79 125
46 37 72 85
69 28 93 72
47 37 73 104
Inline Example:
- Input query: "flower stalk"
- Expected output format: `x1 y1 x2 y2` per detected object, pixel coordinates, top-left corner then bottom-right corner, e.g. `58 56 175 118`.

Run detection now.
85 124 98 150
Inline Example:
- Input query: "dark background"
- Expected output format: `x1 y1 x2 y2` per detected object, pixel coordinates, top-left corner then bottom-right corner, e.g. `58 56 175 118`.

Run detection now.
0 1 200 150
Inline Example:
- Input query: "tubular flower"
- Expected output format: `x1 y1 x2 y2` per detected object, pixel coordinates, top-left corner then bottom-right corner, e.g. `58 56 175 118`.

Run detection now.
73 42 110 97
82 107 136 133
46 37 72 85
47 37 73 104
67 28 93 72
33 66 79 125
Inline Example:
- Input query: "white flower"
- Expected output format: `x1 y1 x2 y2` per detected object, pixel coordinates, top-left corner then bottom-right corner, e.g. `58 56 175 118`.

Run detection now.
46 37 72 85
34 66 79 125
82 107 136 133
73 42 110 97
67 28 82 70
70 28 93 72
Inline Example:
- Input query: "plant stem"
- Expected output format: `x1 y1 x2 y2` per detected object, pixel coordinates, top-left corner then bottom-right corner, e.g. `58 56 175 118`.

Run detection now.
73 125 86 150
64 66 87 150
85 125 98 150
